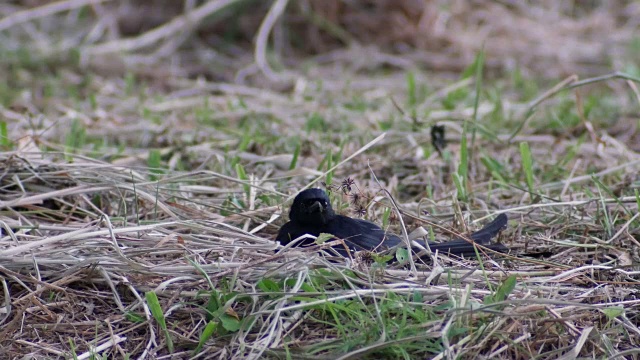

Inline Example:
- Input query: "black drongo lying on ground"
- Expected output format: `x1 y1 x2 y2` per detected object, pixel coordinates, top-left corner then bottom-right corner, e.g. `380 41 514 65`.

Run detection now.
276 188 508 258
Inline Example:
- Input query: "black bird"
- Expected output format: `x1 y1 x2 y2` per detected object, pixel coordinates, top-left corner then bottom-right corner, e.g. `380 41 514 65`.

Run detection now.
276 188 508 258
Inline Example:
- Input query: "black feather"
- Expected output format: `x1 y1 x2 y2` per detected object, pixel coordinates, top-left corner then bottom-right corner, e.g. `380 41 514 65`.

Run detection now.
277 189 508 259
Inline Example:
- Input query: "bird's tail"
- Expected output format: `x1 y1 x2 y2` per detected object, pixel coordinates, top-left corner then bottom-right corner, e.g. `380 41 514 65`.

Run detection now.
426 213 509 257
469 213 508 244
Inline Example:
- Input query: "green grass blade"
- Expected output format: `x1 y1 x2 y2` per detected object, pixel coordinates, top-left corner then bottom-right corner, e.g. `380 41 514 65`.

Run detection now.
235 163 250 197
456 135 469 201
289 141 300 170
471 47 485 148
194 321 217 354
519 142 534 195
0 121 9 148
148 149 162 181
145 291 174 353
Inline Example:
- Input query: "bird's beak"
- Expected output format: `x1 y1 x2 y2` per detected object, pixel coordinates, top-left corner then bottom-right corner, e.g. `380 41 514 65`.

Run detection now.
309 200 324 213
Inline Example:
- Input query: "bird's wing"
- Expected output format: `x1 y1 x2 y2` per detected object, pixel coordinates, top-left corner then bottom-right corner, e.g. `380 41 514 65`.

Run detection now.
327 216 402 252
276 221 319 246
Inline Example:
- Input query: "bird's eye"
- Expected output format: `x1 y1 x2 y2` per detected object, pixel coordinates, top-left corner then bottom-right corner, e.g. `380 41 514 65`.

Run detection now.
323 200 328 206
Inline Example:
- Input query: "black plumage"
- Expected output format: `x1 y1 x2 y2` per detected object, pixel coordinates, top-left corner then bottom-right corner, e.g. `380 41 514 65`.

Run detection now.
276 188 508 258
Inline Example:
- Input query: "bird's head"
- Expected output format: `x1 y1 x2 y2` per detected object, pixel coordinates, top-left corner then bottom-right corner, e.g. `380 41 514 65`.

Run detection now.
289 188 336 226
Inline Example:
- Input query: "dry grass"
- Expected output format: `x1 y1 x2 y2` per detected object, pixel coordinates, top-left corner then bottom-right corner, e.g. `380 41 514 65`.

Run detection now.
1 1 640 359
